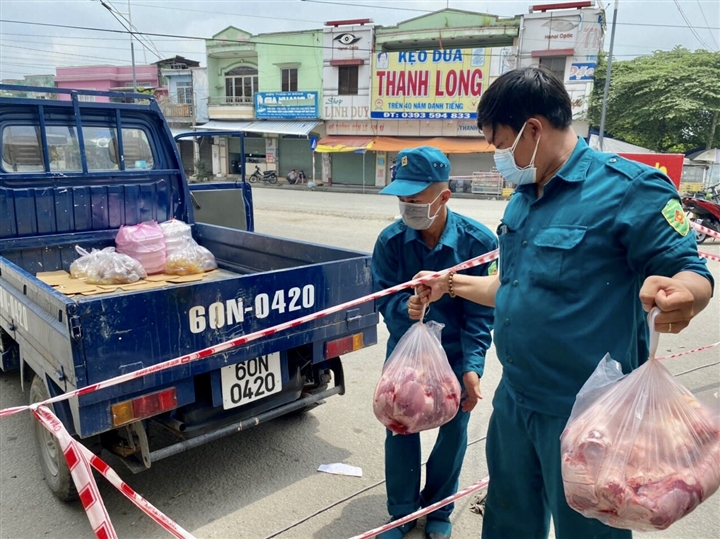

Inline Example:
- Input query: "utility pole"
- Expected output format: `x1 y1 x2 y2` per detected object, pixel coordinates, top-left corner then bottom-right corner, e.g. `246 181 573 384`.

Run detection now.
598 0 618 151
128 0 137 92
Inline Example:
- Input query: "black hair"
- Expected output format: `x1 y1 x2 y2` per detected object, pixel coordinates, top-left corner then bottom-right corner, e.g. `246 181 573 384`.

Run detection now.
477 67 573 135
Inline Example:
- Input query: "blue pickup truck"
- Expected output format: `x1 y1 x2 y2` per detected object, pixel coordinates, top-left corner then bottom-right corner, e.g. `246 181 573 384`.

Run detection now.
0 85 378 500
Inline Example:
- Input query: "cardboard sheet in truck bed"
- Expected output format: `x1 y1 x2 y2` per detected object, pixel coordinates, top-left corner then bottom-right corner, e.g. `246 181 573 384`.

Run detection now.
35 269 228 297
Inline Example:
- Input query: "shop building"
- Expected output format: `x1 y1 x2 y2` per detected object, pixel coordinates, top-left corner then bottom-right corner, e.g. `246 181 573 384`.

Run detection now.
200 27 324 179
317 9 521 187
518 1 606 138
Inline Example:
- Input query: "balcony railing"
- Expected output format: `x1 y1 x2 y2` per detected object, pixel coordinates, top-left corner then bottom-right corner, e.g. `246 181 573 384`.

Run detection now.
209 96 254 106
160 102 193 118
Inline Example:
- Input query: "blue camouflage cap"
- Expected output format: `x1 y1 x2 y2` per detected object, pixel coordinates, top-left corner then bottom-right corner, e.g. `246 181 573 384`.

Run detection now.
379 146 450 196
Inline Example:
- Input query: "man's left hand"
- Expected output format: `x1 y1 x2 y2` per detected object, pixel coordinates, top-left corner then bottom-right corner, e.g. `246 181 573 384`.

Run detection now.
461 372 482 413
639 276 695 333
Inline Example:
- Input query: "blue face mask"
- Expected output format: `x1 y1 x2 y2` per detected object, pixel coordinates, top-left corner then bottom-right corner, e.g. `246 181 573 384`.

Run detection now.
493 122 541 186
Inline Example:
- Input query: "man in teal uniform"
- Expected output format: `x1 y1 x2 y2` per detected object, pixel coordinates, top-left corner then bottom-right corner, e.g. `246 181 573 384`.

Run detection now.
372 147 497 539
414 68 714 539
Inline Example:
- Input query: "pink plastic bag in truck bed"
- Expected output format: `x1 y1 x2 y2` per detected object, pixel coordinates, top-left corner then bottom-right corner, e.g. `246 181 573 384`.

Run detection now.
115 220 166 274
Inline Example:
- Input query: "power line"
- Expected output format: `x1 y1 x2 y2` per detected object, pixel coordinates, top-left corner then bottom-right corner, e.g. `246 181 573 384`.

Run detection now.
96 0 163 60
673 0 712 50
2 43 132 64
300 0 430 13
132 1 326 24
2 18 719 54
696 0 720 50
1 38 205 55
104 0 164 60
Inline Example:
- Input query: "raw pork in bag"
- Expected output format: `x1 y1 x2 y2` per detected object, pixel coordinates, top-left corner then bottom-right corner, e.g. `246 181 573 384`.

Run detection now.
561 308 720 531
373 320 461 435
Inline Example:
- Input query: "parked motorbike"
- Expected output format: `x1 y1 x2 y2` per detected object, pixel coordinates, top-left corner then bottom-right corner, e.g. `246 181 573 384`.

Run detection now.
682 184 720 244
249 165 278 184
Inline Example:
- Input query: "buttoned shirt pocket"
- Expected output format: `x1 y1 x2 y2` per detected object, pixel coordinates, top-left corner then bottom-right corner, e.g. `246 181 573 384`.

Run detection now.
529 225 588 289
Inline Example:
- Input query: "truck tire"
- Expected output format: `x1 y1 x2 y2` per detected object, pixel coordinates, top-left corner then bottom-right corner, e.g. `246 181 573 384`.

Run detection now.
29 375 78 502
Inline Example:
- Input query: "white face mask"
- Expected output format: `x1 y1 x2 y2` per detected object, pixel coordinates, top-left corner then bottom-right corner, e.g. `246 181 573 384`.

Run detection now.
398 192 443 230
493 121 541 186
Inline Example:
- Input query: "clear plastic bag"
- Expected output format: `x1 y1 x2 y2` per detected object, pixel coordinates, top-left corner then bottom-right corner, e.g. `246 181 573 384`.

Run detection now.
164 236 217 276
159 219 192 257
115 221 166 274
84 247 147 285
70 246 114 279
373 319 461 435
561 308 720 531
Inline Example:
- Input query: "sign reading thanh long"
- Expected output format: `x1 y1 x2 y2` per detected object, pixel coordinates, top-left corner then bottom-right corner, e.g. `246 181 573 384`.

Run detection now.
371 48 490 120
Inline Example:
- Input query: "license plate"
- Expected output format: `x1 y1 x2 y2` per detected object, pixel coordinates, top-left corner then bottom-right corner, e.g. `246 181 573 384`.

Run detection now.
220 353 282 410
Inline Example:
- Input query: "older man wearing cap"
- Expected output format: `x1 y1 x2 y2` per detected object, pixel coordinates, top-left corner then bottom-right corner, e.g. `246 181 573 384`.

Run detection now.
371 147 497 539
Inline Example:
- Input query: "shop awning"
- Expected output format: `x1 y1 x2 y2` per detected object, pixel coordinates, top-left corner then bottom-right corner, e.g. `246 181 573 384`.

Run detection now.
196 120 320 136
315 135 374 153
370 137 494 154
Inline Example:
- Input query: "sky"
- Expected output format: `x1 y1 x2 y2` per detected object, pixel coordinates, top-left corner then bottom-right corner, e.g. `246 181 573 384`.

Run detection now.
0 0 718 80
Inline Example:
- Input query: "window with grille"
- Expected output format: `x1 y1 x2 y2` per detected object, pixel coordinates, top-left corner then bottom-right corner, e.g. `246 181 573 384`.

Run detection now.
224 66 259 104
539 56 567 81
338 66 359 95
282 68 298 92
176 81 193 104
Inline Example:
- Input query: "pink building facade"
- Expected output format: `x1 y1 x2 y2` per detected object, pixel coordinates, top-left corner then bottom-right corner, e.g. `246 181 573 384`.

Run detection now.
55 65 159 101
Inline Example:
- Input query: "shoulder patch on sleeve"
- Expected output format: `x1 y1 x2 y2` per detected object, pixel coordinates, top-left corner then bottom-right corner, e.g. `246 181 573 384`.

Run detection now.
487 260 498 276
661 199 689 236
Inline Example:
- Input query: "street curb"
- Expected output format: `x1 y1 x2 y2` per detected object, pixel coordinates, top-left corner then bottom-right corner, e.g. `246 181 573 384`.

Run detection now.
249 182 510 200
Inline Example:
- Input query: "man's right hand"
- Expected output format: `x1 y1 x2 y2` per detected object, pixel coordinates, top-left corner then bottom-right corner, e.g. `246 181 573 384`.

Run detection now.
414 271 448 304
408 295 425 320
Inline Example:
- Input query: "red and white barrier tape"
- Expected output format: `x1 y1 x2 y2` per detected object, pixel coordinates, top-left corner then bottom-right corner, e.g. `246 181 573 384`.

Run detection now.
691 220 720 241
34 405 197 539
347 476 490 539
700 251 720 263
33 406 118 539
0 249 499 420
656 341 720 361
2 242 718 539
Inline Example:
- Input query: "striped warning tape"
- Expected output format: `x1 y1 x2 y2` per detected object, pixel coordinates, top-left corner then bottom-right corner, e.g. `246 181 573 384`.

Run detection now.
3 240 719 539
347 477 490 539
0 249 499 420
33 405 197 539
691 220 720 241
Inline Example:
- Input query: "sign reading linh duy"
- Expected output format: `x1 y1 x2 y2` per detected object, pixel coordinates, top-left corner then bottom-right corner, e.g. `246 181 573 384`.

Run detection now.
371 48 490 120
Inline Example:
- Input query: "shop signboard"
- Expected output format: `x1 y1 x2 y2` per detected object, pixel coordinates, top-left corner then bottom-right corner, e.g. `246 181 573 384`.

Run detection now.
371 48 490 120
255 91 319 120
619 153 684 190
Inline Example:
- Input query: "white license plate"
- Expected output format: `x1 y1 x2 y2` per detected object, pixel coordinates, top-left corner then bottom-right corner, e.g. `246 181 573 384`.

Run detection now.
220 353 282 410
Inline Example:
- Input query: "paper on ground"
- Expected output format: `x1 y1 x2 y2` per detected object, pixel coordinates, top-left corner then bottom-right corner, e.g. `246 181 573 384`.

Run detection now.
318 463 363 477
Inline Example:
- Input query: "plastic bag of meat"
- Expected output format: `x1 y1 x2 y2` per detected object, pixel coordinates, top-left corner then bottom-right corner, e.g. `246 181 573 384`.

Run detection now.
373 320 461 435
164 236 217 276
84 247 147 285
561 308 720 532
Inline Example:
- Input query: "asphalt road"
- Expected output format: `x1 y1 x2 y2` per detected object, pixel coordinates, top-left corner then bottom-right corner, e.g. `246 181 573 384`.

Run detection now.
1 188 719 539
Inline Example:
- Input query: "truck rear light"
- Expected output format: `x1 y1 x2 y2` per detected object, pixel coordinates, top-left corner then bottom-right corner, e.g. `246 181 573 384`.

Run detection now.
324 333 365 359
111 388 178 427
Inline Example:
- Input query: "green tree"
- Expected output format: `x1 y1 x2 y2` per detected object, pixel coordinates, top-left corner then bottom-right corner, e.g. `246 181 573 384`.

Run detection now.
589 47 720 153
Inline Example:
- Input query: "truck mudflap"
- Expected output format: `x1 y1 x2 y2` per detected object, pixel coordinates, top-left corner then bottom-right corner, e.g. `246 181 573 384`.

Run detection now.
122 358 344 473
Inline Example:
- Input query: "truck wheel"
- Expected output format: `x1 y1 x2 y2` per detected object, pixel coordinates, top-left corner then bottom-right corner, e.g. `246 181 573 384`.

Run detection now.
29 375 78 502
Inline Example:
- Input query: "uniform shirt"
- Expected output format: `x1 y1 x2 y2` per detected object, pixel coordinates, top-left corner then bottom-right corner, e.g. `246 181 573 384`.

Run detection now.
495 137 714 417
372 208 497 377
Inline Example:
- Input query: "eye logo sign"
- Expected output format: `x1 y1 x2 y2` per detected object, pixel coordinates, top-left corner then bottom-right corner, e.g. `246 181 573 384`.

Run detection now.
334 33 361 46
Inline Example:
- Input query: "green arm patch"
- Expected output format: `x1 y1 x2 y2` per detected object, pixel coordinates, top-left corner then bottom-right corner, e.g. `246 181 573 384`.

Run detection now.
487 260 498 276
661 199 689 237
